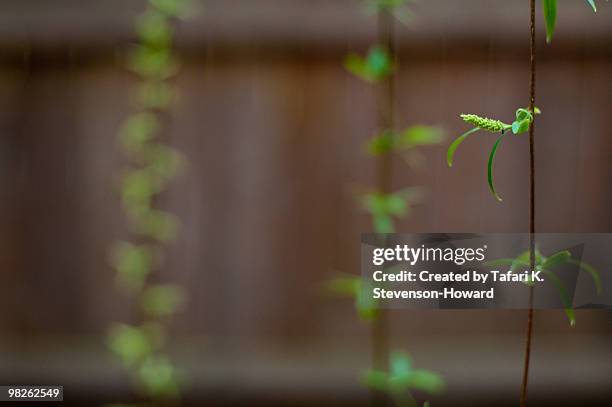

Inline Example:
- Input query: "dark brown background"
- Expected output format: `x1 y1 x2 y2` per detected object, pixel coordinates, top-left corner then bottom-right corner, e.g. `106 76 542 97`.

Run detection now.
0 0 611 405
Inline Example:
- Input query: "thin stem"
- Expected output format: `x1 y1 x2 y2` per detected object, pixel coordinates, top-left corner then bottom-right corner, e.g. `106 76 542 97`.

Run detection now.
520 0 536 405
371 7 395 407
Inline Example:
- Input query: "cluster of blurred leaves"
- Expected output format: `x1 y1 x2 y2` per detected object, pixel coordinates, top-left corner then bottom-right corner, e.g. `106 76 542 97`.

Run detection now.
364 351 444 407
359 188 422 234
109 0 190 402
487 248 601 326
327 275 379 320
108 323 182 398
332 4 446 406
345 46 393 83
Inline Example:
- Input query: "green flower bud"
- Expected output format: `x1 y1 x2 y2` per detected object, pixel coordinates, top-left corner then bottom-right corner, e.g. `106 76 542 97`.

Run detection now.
460 114 510 133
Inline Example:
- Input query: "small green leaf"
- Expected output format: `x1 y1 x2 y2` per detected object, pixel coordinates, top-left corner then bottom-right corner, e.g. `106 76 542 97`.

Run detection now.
119 112 160 153
374 214 394 234
398 126 445 149
138 355 180 397
128 45 179 79
568 259 602 294
390 351 412 376
542 250 571 270
447 127 480 167
367 130 396 155
542 270 576 326
345 54 369 80
141 285 185 317
403 370 445 394
363 370 389 392
108 324 153 366
143 144 186 181
366 46 392 78
136 10 173 49
133 209 181 242
326 276 360 297
345 47 392 82
511 119 531 135
135 81 175 110
356 280 379 320
487 133 506 201
515 108 533 122
543 0 558 43
586 0 597 12
110 242 155 291
385 195 407 216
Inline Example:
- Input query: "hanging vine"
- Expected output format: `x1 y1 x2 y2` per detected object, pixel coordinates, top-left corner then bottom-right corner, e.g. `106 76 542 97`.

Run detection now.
108 0 190 403
330 1 445 406
444 1 602 405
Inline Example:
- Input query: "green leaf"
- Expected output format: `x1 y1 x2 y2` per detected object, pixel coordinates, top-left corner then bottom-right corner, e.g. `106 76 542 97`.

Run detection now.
568 259 602 294
374 214 394 234
128 45 179 79
586 0 597 12
543 0 558 43
132 209 181 242
108 324 153 366
366 46 392 78
541 250 571 270
345 54 369 81
447 127 480 167
487 133 506 201
119 112 160 154
385 195 407 216
143 144 186 181
136 10 173 49
542 270 576 326
356 280 379 320
403 370 445 394
390 351 412 376
326 276 360 296
367 130 396 155
363 370 389 392
512 119 532 135
141 285 185 317
135 81 175 110
398 126 445 149
138 355 180 397
121 170 159 212
515 108 533 122
110 242 154 291
345 47 392 82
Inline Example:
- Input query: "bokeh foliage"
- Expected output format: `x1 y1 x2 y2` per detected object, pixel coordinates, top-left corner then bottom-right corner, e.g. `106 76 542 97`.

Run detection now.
329 1 445 406
108 0 190 403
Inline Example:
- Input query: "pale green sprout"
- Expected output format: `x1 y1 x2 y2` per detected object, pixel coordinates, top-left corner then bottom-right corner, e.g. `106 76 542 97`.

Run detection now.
447 107 541 202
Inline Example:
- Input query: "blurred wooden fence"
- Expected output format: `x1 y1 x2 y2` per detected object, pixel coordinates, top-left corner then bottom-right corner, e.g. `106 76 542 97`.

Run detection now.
0 0 611 341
